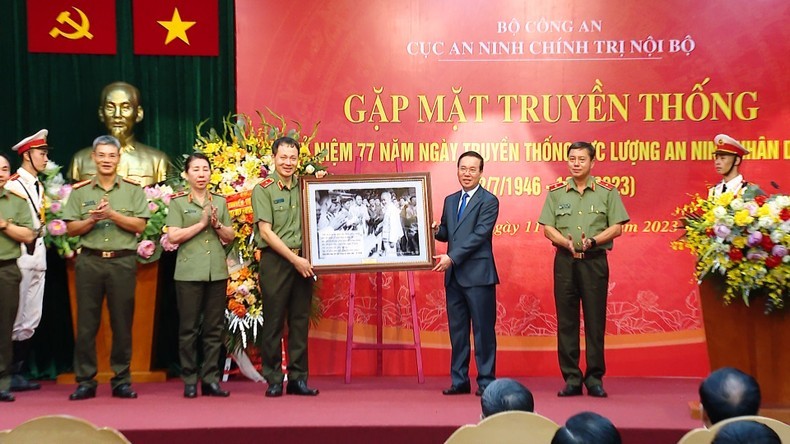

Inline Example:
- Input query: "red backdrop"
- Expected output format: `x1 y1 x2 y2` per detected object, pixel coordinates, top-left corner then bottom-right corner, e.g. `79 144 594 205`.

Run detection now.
235 0 790 378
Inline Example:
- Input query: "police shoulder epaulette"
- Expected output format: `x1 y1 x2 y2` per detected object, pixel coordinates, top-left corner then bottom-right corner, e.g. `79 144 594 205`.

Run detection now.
6 188 28 200
595 178 615 190
122 177 141 186
170 190 188 199
547 181 566 192
72 179 92 189
260 178 275 188
8 173 20 181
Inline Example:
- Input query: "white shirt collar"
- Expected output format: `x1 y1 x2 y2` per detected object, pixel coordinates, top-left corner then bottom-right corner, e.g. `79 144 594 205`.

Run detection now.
459 184 480 208
16 167 39 184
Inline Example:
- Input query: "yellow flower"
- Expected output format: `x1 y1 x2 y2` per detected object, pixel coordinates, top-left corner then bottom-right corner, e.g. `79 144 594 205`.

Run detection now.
715 192 734 207
210 171 223 185
732 236 747 249
732 210 753 226
756 204 772 218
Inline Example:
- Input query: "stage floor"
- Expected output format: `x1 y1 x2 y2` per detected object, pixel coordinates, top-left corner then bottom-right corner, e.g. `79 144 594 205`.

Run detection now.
0 376 702 443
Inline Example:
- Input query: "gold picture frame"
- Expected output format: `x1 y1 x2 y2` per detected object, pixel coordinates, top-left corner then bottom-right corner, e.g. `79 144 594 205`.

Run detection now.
301 173 435 273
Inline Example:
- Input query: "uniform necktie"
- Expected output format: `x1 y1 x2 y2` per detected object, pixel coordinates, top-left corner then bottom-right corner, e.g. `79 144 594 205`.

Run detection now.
721 183 727 193
457 192 468 222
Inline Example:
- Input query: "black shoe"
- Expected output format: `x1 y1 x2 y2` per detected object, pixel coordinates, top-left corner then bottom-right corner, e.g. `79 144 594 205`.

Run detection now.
0 391 15 402
286 380 319 396
442 383 471 395
111 383 138 399
587 385 608 398
475 386 487 397
184 384 197 398
10 374 41 392
557 384 583 397
69 385 96 401
265 383 283 397
201 382 230 397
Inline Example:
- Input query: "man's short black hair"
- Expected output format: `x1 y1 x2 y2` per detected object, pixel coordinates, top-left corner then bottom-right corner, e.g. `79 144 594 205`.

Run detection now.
272 136 300 155
480 378 534 418
567 141 595 160
457 150 484 171
552 412 621 444
712 420 781 444
699 367 761 425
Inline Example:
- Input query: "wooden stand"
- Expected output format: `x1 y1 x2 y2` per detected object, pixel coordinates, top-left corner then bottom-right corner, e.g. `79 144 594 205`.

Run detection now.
343 153 424 383
57 260 167 384
345 271 425 383
699 278 790 422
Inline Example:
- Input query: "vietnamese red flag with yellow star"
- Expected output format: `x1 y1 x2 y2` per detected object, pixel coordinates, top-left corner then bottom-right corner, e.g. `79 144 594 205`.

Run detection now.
26 0 116 54
132 0 219 56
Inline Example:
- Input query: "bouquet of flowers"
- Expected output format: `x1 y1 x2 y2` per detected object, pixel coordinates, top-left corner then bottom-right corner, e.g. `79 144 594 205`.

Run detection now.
137 184 175 263
41 161 79 258
672 185 790 313
193 110 327 352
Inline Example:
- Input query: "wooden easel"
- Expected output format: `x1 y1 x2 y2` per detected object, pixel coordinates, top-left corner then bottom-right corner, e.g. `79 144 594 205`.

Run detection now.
344 155 424 383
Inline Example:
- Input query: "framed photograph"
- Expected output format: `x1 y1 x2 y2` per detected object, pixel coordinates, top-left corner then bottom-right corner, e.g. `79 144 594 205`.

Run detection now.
301 173 435 273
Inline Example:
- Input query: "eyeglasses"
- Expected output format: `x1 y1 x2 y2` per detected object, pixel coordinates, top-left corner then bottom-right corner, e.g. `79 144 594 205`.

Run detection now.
459 167 479 174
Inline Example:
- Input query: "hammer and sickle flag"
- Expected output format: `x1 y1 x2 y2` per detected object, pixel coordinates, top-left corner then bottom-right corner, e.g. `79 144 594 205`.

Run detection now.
133 0 219 56
27 0 116 54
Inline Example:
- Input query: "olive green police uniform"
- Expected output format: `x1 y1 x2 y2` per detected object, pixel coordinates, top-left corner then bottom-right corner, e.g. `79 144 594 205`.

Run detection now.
538 177 629 389
251 172 313 385
166 191 231 385
0 189 34 394
62 176 150 390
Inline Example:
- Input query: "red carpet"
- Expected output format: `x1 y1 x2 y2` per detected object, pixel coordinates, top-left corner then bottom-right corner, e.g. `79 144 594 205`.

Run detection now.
0 376 701 443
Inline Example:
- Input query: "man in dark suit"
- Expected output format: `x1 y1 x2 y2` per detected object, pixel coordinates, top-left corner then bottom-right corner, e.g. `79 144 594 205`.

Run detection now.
433 151 499 397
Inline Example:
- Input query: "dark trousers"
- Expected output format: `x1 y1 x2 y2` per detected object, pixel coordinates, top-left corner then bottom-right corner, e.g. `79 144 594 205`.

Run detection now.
258 249 313 384
0 263 21 391
553 250 609 388
176 280 228 385
73 254 136 389
445 277 497 388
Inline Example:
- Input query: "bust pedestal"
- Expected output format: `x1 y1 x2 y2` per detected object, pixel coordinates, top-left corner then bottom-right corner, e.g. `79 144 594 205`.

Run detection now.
57 260 167 384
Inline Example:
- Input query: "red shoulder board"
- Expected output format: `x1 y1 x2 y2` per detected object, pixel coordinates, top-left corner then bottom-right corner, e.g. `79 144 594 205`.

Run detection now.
595 178 614 190
260 178 275 188
8 173 20 181
547 181 566 192
122 177 141 186
170 190 188 199
72 179 92 189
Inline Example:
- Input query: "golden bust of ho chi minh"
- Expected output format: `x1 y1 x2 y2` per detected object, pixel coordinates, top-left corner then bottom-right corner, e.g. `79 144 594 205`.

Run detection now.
69 81 171 186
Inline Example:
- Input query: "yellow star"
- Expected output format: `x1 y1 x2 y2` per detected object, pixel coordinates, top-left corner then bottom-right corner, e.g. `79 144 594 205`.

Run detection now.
157 8 196 45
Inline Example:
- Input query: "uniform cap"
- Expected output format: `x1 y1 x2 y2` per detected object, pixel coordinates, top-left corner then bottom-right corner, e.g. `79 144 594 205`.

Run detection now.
713 134 749 157
12 129 51 155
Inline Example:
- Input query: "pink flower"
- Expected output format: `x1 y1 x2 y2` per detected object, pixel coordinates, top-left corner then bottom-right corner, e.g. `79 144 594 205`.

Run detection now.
47 219 67 236
159 233 179 252
144 186 162 200
137 240 156 259
148 201 159 212
58 184 72 200
49 201 62 213
161 194 171 205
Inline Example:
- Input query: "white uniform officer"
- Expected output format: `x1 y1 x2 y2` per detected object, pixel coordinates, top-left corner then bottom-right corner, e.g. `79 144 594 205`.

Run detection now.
5 129 51 391
709 134 750 199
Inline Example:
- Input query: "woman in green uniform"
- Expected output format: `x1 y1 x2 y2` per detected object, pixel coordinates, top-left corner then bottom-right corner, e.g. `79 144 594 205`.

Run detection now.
0 154 36 402
166 153 235 398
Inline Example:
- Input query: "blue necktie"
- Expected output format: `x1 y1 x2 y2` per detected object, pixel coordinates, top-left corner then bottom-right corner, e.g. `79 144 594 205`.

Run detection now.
457 192 469 222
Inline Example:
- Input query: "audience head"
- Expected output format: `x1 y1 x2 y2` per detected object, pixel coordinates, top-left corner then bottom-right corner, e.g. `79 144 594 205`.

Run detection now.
711 420 781 444
699 367 761 427
480 378 534 418
551 411 621 444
